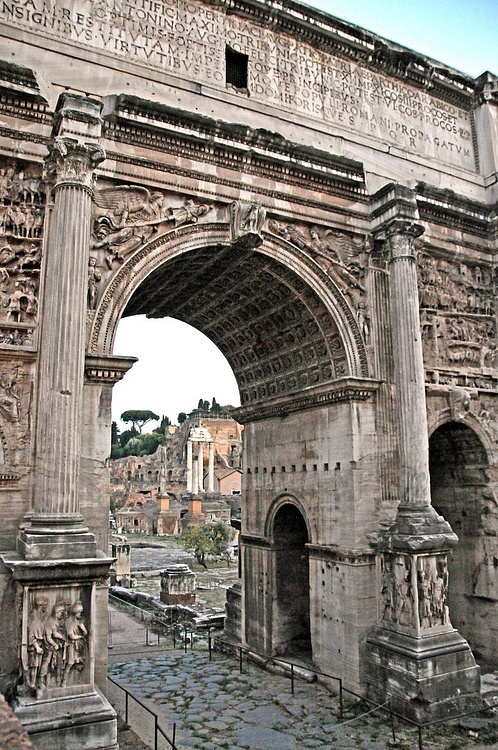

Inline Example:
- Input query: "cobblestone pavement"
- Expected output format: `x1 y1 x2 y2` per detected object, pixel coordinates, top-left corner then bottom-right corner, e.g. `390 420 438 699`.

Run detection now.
108 608 498 750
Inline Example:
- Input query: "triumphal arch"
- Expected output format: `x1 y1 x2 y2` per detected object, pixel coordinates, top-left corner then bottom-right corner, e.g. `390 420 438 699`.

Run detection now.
0 0 497 744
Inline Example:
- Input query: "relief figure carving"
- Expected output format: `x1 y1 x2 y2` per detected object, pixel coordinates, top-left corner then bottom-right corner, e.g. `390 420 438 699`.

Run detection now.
270 220 367 324
26 595 48 697
26 595 90 698
230 201 266 247
92 185 209 267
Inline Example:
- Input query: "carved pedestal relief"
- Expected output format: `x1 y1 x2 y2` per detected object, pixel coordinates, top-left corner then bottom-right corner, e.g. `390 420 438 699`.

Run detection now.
0 161 44 348
380 552 450 632
20 585 92 699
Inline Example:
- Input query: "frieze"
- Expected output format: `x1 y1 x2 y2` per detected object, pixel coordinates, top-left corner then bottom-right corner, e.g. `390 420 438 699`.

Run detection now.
0 161 44 348
418 251 496 381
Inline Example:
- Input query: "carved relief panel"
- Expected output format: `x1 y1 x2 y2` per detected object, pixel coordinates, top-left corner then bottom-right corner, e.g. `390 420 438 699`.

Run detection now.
89 181 211 310
268 219 369 336
0 160 44 348
418 252 496 390
380 552 450 631
19 584 93 700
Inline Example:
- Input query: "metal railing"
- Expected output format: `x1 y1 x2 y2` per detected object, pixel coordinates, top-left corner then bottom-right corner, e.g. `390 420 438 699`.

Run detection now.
109 595 494 750
107 674 180 750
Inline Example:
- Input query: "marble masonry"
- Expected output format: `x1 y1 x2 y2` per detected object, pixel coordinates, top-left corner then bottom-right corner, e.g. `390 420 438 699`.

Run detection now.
0 0 496 743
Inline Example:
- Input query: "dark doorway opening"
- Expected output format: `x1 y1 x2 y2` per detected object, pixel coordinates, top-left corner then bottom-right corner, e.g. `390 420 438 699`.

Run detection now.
273 503 311 658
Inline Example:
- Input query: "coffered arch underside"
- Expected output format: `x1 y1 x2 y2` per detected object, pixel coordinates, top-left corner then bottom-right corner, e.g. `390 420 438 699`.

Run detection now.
89 223 368 408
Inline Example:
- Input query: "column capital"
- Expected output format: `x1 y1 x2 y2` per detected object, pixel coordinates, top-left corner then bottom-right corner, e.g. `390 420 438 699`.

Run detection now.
45 138 105 192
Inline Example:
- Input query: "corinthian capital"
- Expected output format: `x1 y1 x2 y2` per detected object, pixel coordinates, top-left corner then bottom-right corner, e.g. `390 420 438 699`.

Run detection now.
45 137 106 191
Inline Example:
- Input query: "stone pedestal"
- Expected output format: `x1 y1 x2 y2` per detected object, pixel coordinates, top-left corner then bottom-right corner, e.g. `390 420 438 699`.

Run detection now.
365 186 481 722
160 564 196 605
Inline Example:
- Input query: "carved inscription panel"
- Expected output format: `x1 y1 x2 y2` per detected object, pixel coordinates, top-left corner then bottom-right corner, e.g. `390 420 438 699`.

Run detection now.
0 0 475 170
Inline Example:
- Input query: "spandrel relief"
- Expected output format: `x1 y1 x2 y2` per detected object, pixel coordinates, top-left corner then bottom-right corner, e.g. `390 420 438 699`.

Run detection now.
269 220 368 329
0 162 43 346
20 586 92 699
91 184 210 269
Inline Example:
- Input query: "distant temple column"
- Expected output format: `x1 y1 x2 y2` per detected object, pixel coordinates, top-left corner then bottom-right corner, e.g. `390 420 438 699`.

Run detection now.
198 442 204 492
208 441 215 492
186 439 193 493
192 456 199 495
365 185 481 722
19 94 105 560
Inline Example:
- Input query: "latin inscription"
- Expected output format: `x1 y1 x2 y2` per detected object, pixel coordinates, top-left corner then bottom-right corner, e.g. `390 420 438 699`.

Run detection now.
1 0 475 169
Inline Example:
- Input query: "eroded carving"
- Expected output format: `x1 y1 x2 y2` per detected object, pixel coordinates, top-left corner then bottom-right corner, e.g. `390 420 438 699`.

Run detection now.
22 588 90 699
269 220 368 326
0 162 43 345
419 253 496 387
92 185 209 267
230 201 266 247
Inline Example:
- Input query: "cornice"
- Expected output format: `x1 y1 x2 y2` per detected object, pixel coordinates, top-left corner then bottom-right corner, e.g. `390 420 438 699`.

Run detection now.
306 543 376 565
416 182 495 240
103 94 367 202
84 354 138 385
233 377 380 423
0 59 50 125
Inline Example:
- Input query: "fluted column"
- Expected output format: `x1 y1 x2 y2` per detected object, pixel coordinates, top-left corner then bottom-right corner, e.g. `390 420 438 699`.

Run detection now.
371 186 457 550
198 442 204 492
365 185 480 724
186 439 193 493
387 220 431 508
208 442 215 493
19 95 105 560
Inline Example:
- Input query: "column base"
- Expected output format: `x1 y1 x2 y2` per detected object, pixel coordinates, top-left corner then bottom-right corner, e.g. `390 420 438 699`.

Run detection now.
14 688 118 750
365 626 482 723
18 516 97 560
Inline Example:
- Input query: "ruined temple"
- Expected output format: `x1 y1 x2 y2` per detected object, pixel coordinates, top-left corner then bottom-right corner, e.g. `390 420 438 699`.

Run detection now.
0 0 497 745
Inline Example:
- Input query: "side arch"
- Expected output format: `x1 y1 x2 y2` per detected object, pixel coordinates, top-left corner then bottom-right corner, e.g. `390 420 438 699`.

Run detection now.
429 418 498 667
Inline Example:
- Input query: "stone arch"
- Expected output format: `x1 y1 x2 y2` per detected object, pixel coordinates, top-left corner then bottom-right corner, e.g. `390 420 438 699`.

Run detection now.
88 223 369 408
429 419 498 667
267 496 312 658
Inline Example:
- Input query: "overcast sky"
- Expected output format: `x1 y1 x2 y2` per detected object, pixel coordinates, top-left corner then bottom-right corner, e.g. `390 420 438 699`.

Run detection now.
112 0 496 430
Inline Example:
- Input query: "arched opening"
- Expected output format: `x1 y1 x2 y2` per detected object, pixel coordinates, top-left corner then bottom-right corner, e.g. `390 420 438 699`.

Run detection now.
429 422 497 667
272 503 311 658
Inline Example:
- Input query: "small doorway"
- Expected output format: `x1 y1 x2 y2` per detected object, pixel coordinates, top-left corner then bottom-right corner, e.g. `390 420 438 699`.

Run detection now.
272 503 311 658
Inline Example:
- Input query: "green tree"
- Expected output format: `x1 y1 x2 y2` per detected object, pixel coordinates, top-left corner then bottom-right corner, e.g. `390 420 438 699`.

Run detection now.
177 412 187 424
159 415 171 430
139 433 162 455
120 409 160 434
180 522 230 570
